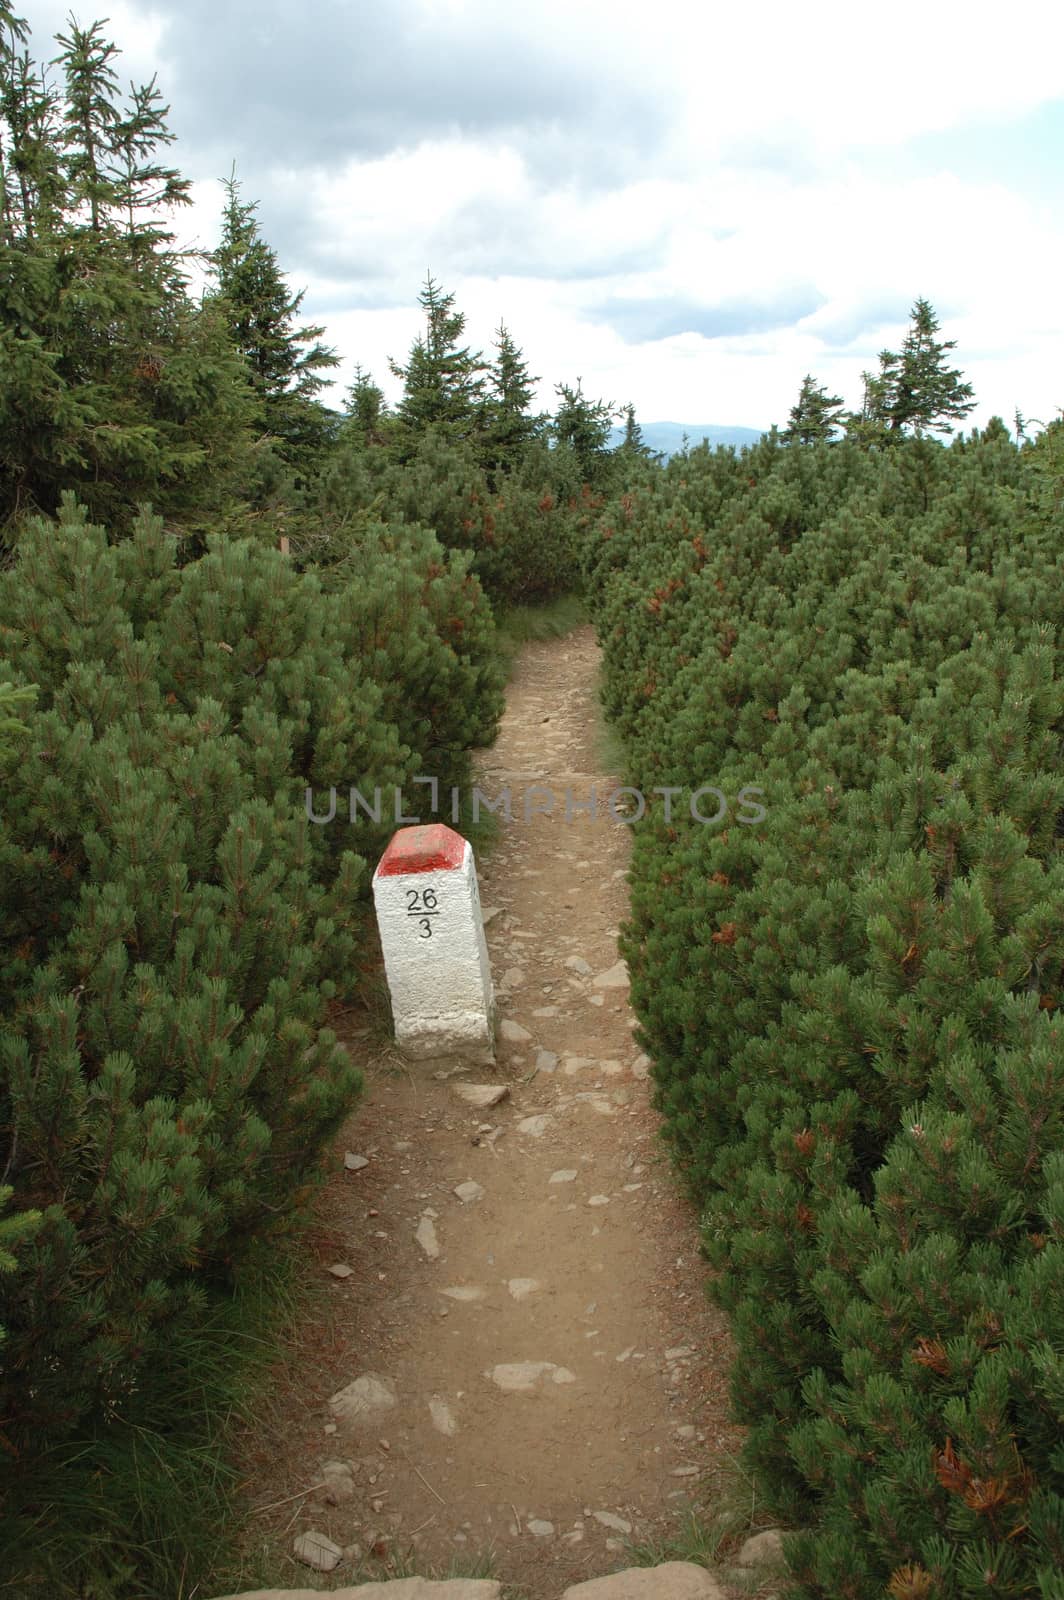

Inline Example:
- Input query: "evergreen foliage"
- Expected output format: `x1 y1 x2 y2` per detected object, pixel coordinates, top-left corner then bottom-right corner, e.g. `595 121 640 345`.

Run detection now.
388 272 491 457
550 377 621 493
0 10 255 538
583 424 1064 1597
845 300 977 443
207 169 340 480
784 375 845 444
0 495 502 1535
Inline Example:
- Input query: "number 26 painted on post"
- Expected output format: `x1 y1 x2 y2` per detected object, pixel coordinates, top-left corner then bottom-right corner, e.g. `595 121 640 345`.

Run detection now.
406 886 440 939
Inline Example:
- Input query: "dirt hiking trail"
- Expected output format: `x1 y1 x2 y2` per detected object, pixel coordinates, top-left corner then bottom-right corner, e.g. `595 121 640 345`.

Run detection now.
227 625 747 1597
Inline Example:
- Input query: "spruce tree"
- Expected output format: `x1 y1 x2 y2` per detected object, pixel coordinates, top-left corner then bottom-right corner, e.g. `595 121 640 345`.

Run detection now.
784 374 845 444
881 296 976 437
479 320 545 486
52 15 121 232
387 273 490 455
844 366 893 447
207 169 339 478
0 17 255 536
0 5 64 241
846 301 976 444
342 362 389 448
551 377 619 493
110 74 191 247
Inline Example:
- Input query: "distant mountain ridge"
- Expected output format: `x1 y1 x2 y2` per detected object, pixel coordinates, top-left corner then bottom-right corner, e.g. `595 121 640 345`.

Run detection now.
608 420 765 460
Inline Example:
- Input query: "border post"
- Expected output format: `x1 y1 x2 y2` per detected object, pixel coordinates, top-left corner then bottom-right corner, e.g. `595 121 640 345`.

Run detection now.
371 823 496 1063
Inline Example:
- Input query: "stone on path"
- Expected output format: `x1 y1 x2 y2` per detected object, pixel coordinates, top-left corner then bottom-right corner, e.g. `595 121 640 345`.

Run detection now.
321 1460 357 1504
517 1114 551 1137
564 956 592 975
549 1169 578 1184
439 1284 485 1301
215 1582 503 1600
592 960 629 989
592 1510 633 1534
506 1277 540 1299
415 1215 440 1258
563 1055 598 1075
486 1361 576 1391
560 1562 729 1600
535 1049 559 1072
499 1019 532 1043
454 1181 485 1204
293 1529 343 1571
428 1396 459 1436
526 1518 555 1536
588 1194 610 1206
737 1528 788 1566
344 1152 369 1170
326 1262 353 1278
453 1083 510 1109
328 1373 397 1424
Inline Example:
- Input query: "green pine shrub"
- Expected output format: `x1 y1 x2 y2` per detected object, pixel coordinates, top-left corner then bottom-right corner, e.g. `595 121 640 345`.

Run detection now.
306 426 590 605
0 494 503 1466
584 427 1064 1597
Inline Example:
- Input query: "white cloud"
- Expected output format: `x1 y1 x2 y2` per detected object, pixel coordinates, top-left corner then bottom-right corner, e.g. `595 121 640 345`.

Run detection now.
20 0 1064 432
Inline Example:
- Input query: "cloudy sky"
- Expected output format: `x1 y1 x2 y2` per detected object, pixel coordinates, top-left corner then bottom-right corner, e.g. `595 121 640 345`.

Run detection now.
25 0 1064 433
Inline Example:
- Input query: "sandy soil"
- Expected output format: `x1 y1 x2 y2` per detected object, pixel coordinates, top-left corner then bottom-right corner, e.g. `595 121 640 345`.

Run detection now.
224 625 746 1597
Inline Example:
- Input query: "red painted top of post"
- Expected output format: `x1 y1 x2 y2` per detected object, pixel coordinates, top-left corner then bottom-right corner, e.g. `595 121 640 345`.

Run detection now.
376 823 467 876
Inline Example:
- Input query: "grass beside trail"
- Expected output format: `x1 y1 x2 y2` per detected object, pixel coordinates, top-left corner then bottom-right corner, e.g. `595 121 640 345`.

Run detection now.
493 593 588 678
0 1237 319 1599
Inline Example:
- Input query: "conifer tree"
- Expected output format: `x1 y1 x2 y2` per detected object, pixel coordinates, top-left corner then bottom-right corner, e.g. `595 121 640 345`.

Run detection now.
551 377 619 492
479 321 545 486
881 296 976 436
388 273 490 455
110 74 191 247
342 362 389 448
615 402 664 468
0 17 255 536
846 301 976 443
844 365 893 447
784 374 845 444
0 5 64 241
52 15 121 232
207 169 339 477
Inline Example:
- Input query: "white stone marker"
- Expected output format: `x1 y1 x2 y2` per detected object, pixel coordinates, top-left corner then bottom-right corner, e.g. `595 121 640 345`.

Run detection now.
372 823 496 1063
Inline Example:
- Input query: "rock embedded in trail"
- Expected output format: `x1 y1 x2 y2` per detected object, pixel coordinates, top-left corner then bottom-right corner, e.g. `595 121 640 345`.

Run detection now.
499 1019 532 1043
453 1181 485 1204
292 1528 343 1571
344 1152 370 1171
439 1284 485 1301
560 1562 729 1600
564 956 592 975
320 1459 357 1504
592 960 629 989
506 1277 540 1299
737 1528 789 1566
428 1396 459 1436
516 1113 551 1137
328 1373 397 1424
549 1169 578 1184
535 1048 559 1072
415 1215 440 1258
592 1510 633 1534
452 1083 510 1109
486 1361 576 1391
